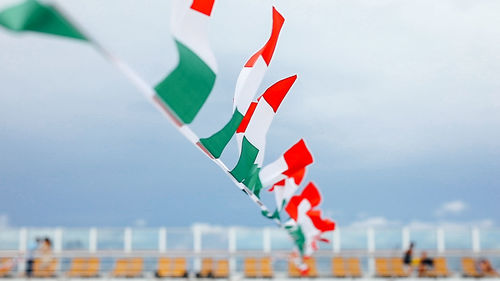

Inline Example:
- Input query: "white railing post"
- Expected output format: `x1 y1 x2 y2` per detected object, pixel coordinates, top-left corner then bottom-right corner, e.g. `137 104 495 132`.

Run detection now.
263 228 271 254
89 228 97 253
124 228 132 253
402 227 410 250
18 228 27 274
159 227 167 253
193 226 202 272
228 227 236 274
333 227 341 254
437 228 445 253
54 228 63 253
19 228 27 252
367 228 375 275
472 227 480 253
54 228 63 273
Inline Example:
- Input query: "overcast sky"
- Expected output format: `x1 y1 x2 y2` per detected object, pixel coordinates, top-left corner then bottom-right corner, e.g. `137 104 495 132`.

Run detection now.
0 0 499 228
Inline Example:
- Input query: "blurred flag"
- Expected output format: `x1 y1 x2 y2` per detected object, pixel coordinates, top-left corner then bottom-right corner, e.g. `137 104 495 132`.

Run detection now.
0 0 86 40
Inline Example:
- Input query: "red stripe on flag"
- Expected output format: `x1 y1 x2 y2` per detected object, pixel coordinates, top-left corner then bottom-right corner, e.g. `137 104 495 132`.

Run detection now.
245 7 285 67
190 0 215 16
301 182 321 207
261 75 297 112
307 209 336 232
290 168 306 185
268 178 285 192
236 102 257 133
285 182 321 221
283 139 313 176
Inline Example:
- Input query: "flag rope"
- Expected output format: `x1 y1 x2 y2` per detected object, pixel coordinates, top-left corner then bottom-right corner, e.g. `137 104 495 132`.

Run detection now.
54 3 282 227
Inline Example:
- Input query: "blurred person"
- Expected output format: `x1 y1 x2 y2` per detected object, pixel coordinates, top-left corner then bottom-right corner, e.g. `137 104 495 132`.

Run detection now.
38 238 53 272
403 242 415 274
479 259 499 277
25 237 41 277
417 251 434 277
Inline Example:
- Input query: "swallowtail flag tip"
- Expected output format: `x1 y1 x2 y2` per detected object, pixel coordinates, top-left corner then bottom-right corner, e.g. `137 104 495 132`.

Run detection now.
190 0 215 16
307 209 336 232
245 7 285 67
198 6 285 159
260 139 313 187
268 168 306 192
285 182 322 221
259 74 297 112
0 0 87 40
238 74 296 134
154 0 217 125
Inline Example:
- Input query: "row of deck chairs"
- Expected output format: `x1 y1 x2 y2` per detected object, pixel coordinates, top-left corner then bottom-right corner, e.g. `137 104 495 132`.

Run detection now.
0 256 494 278
375 257 449 278
0 258 58 278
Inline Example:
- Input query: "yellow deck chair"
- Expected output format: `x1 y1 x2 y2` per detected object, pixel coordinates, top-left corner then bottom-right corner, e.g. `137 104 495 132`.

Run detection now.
375 258 392 278
156 257 172 278
347 257 362 278
198 258 213 278
462 257 481 277
128 258 143 277
332 257 347 277
67 258 86 277
431 257 450 277
244 258 258 278
171 257 187 277
288 260 301 278
111 258 129 277
391 257 409 277
0 258 14 277
261 257 273 278
33 258 57 277
213 259 229 278
85 257 100 277
305 258 318 278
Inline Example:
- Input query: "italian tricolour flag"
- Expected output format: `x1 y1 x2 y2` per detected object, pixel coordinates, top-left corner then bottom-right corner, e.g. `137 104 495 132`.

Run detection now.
259 139 313 187
285 182 335 256
199 7 285 158
268 168 306 211
154 0 217 125
230 75 297 197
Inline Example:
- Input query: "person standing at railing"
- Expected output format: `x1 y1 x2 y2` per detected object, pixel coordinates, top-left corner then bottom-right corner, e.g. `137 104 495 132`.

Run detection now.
37 238 53 274
25 237 41 277
403 242 415 275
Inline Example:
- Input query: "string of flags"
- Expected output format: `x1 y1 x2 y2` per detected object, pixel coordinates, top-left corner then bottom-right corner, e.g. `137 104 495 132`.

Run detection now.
0 0 335 273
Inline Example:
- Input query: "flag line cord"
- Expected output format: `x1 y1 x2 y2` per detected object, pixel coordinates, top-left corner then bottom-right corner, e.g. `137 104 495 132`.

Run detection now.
55 4 282 227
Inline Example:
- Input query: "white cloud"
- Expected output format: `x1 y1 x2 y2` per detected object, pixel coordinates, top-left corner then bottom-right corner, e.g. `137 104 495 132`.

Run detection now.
0 214 9 228
435 200 468 216
349 216 401 228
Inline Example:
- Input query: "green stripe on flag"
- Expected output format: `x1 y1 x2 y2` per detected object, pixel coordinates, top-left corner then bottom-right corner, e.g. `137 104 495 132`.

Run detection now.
262 209 280 220
230 136 259 182
199 110 244 158
285 224 306 256
0 0 86 40
242 164 263 197
155 40 216 124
